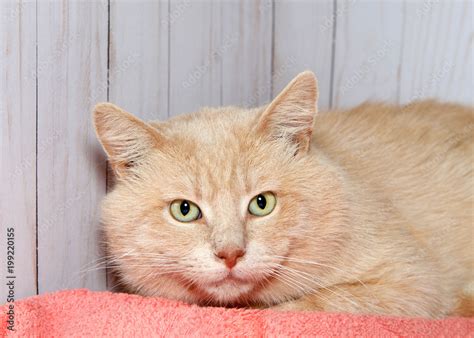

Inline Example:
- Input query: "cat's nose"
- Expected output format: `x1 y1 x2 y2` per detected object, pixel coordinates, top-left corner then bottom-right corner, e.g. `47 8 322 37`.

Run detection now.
215 247 246 269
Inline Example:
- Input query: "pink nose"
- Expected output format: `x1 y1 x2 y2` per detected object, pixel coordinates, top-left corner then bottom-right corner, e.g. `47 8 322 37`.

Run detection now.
215 248 245 269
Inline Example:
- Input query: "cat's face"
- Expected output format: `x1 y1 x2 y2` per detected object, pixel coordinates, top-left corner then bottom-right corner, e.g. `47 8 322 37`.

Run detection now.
94 72 348 306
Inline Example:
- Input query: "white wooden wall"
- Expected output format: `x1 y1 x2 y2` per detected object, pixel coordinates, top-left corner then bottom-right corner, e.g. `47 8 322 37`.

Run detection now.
1 0 472 301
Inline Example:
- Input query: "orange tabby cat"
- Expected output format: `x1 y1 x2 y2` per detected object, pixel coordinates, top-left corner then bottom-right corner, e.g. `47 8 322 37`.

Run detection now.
93 71 473 318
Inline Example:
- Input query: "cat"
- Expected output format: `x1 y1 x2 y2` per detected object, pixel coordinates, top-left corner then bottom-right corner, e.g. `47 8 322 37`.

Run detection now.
93 71 473 318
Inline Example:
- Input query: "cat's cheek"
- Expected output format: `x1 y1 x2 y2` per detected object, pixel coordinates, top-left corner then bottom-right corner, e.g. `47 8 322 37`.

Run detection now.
233 241 287 280
183 246 229 284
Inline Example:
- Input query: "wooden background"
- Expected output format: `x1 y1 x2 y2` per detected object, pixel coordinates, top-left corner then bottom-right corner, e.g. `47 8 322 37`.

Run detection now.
1 0 472 301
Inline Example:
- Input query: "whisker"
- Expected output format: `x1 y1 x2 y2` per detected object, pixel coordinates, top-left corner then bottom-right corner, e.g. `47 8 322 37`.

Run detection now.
273 255 369 291
276 264 362 310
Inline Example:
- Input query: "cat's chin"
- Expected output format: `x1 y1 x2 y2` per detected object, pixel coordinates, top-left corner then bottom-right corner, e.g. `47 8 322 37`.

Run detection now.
200 277 254 304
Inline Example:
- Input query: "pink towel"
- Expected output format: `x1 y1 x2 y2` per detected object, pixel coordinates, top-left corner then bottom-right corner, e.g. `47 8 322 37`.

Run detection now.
1 289 472 336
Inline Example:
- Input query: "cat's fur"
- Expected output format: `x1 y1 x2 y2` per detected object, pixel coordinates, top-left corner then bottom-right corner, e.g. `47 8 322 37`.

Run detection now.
93 71 473 318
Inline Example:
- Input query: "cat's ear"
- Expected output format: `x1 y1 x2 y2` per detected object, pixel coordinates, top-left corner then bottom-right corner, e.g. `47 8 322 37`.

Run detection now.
257 71 318 153
93 103 162 177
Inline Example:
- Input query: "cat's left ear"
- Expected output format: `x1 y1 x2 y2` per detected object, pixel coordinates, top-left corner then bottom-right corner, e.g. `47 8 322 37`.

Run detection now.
257 71 318 154
93 103 163 178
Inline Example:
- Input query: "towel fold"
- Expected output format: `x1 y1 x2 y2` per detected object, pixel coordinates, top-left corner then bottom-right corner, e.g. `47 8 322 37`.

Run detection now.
1 289 472 336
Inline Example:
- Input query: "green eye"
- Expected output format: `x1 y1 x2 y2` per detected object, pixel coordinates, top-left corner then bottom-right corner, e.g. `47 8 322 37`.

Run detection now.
248 192 276 217
170 200 202 222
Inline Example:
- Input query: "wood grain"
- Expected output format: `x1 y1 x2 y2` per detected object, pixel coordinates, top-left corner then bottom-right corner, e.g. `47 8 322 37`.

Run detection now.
221 0 273 108
36 0 108 293
109 0 169 121
398 0 473 105
332 0 404 108
0 0 37 300
168 0 222 116
1 0 473 300
106 0 170 290
273 0 334 110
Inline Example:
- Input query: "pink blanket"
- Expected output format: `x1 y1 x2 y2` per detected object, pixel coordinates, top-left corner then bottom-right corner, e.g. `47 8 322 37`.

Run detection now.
1 289 472 336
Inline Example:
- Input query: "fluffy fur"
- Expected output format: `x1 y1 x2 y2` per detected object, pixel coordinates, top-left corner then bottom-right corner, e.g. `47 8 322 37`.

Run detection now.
93 71 473 318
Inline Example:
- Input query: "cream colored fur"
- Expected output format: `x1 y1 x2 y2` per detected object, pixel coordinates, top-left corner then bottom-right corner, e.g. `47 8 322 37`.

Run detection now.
93 71 473 318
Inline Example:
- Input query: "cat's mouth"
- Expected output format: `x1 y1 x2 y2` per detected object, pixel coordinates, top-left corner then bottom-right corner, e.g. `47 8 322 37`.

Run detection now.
213 274 248 286
199 273 254 304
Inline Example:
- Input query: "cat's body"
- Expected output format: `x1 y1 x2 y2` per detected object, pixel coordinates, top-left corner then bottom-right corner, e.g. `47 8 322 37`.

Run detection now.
94 72 473 318
287 100 473 316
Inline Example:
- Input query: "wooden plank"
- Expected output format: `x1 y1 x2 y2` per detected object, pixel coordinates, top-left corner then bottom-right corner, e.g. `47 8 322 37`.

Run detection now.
398 0 473 105
332 0 404 108
221 0 273 108
37 0 108 293
109 0 169 120
168 0 221 116
0 0 37 300
273 0 334 110
107 0 169 290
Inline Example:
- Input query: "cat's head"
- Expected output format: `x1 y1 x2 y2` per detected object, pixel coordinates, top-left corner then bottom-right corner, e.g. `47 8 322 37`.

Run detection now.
93 72 349 306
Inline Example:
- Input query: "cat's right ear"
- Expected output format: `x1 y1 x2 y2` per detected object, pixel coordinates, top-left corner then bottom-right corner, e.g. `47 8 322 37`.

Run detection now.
93 103 162 178
256 71 318 154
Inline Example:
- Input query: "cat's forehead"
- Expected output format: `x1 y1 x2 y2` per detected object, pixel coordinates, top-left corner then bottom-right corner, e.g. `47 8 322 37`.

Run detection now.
150 106 281 198
157 106 262 143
